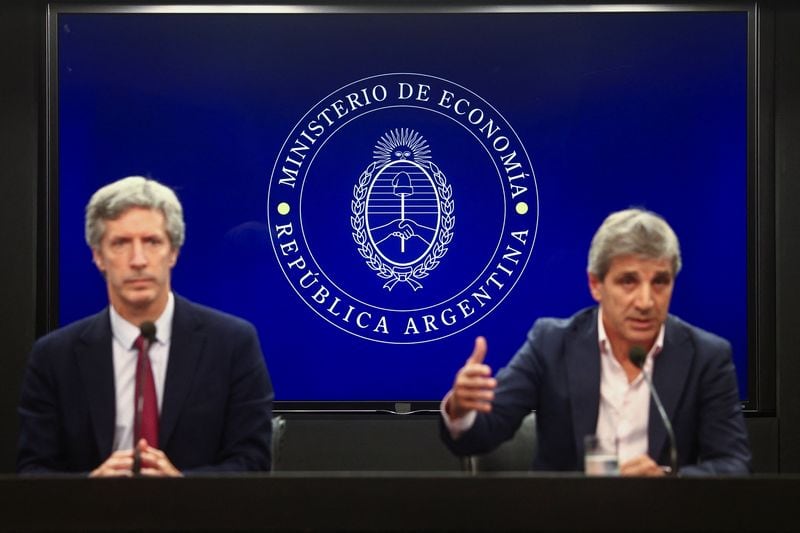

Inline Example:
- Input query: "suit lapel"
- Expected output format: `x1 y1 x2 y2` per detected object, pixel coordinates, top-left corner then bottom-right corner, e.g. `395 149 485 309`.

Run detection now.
648 316 692 461
74 309 116 458
565 309 601 458
159 296 205 448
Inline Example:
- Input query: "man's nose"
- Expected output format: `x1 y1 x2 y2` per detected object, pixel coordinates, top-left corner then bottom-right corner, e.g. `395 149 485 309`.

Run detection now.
634 284 654 310
130 240 148 268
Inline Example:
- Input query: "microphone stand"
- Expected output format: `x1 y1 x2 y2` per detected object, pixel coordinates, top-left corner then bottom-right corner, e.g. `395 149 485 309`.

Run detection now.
639 367 678 476
132 321 157 476
132 336 148 477
630 347 678 476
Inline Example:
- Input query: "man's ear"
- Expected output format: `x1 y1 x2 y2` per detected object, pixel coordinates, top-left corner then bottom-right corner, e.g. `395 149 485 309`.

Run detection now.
168 247 179 268
588 272 603 303
91 247 105 274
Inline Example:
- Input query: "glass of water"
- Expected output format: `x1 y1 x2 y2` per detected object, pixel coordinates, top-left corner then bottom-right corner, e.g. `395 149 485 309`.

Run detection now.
584 435 619 476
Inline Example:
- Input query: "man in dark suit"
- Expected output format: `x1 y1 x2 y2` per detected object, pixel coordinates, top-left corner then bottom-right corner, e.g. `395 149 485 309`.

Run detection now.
441 208 751 476
17 176 273 476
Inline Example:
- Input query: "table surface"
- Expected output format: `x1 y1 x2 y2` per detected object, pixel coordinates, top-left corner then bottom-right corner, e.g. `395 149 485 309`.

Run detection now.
1 472 797 532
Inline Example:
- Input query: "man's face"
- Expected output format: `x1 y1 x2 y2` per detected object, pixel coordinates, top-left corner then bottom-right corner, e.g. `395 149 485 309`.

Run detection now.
588 254 674 354
92 207 178 320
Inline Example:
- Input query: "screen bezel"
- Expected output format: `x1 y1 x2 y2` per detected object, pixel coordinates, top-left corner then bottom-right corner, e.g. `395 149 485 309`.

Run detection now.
43 1 769 414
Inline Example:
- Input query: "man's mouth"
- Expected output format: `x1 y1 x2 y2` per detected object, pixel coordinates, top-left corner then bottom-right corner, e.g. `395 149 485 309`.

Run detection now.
126 277 154 285
628 317 655 329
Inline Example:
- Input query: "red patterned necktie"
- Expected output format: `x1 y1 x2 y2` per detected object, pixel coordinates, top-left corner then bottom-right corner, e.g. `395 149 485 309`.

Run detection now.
133 335 159 448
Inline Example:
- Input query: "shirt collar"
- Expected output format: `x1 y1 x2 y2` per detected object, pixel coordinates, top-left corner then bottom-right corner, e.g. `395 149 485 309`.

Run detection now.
109 292 175 350
596 307 665 360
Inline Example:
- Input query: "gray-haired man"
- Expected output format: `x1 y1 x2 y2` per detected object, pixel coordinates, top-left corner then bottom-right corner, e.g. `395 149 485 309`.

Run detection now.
442 208 751 475
18 176 273 475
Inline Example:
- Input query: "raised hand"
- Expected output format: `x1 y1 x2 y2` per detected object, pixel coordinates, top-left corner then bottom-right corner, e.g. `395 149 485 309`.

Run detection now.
447 336 497 420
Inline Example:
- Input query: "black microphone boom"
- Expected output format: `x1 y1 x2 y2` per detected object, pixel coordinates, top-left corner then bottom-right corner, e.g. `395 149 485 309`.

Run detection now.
629 346 678 476
133 321 157 476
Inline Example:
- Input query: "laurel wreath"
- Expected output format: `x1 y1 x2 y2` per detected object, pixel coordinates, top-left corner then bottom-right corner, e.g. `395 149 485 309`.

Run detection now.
351 160 454 291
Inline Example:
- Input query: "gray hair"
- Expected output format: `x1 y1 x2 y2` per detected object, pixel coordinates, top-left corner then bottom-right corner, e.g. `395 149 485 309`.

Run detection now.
587 208 681 280
85 176 185 249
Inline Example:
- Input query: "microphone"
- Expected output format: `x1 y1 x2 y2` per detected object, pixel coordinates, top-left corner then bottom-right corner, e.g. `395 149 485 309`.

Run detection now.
629 346 678 476
133 321 157 476
140 321 157 346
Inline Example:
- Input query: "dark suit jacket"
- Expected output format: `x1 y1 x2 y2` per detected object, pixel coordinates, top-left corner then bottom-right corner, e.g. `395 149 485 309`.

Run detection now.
17 295 273 474
442 307 751 475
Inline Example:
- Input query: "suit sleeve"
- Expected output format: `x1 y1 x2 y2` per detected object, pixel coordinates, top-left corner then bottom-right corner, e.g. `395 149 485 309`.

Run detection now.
17 339 65 474
441 321 544 456
679 340 751 476
183 323 274 474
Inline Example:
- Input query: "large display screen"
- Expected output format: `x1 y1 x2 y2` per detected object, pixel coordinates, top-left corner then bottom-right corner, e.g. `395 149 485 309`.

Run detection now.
54 6 750 407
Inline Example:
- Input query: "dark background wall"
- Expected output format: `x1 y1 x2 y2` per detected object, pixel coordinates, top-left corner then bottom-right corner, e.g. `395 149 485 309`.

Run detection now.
774 2 800 472
1 0 40 475
0 0 797 474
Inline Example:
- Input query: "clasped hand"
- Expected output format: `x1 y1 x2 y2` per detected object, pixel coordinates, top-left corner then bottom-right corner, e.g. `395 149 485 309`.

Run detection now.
89 438 182 477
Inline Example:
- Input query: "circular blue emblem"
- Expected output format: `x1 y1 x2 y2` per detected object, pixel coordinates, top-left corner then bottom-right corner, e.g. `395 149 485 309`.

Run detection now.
268 73 539 344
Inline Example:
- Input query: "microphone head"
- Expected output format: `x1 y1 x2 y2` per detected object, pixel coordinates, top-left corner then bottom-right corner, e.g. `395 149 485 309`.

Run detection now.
629 346 647 369
140 321 157 343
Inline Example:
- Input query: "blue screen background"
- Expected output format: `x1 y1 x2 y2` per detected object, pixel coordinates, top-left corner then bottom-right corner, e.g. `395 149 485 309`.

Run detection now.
57 11 748 402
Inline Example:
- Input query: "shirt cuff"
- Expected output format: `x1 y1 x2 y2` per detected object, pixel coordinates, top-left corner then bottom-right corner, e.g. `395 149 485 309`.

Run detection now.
440 390 477 439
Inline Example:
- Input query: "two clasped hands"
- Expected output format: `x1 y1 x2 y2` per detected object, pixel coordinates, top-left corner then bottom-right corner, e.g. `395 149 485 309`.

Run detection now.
372 218 435 245
445 336 666 477
90 439 182 477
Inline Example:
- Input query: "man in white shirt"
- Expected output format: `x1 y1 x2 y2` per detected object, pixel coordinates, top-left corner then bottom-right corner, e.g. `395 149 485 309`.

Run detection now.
18 176 273 475
441 208 751 475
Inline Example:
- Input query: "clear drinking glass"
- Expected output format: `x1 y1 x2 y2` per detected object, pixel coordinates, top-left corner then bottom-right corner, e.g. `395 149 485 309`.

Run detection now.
584 434 619 476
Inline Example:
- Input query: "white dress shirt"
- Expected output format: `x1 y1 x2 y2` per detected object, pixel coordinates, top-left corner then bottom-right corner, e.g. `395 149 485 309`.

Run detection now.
442 308 665 465
109 292 174 451
595 309 664 463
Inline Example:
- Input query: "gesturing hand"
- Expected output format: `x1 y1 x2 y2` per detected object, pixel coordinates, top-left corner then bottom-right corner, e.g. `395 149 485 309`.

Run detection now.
447 336 497 420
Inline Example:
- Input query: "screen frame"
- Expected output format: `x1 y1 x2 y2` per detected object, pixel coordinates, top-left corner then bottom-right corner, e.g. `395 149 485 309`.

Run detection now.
42 1 770 415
